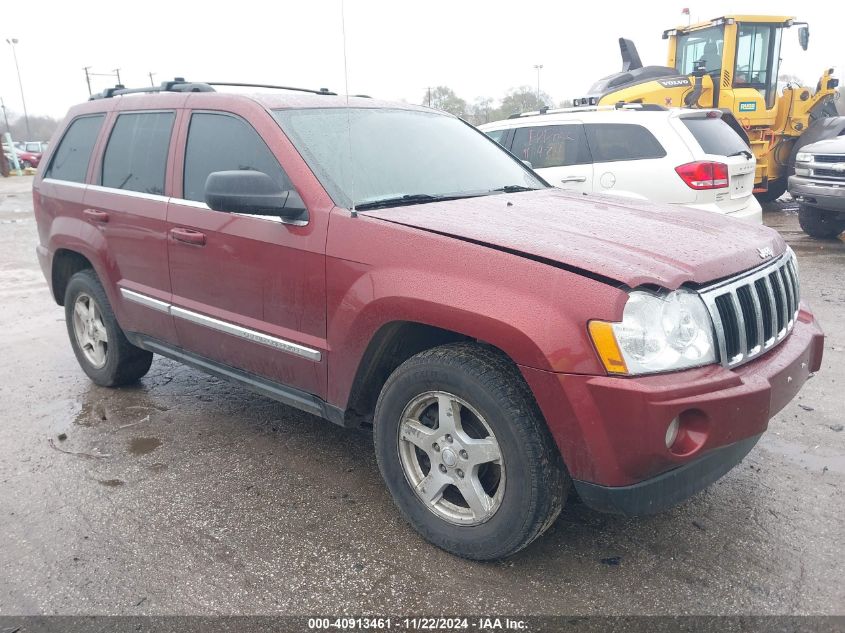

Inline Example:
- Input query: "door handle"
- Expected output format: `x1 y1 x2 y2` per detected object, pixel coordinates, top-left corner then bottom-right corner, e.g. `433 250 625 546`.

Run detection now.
170 227 207 246
560 176 587 183
83 208 109 223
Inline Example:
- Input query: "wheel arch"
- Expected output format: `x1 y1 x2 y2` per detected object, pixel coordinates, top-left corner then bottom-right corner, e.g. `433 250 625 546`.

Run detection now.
51 249 95 306
342 321 472 427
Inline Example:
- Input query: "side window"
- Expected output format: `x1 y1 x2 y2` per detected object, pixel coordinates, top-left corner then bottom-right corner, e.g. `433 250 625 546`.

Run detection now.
585 124 667 162
183 112 292 203
44 115 104 183
484 129 508 147
102 112 175 195
510 124 590 169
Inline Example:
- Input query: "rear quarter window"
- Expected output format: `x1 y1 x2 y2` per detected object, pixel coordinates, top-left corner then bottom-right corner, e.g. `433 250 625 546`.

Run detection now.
584 123 666 162
681 117 750 156
44 115 105 183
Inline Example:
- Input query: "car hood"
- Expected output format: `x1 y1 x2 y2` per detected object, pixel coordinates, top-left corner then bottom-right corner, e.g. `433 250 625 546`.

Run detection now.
360 189 785 289
803 136 845 154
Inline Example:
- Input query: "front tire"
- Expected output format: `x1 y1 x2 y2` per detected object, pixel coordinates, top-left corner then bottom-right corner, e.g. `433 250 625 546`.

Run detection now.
64 270 153 386
374 343 568 560
798 204 845 239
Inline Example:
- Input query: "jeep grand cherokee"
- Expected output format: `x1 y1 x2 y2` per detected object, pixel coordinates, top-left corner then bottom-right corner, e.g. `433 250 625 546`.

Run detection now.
33 80 824 560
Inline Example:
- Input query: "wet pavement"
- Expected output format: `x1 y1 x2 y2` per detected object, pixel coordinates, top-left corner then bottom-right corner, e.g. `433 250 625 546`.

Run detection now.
0 175 843 616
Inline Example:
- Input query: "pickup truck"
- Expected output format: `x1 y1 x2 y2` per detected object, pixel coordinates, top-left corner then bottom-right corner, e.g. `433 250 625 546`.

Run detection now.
33 80 824 560
790 135 845 238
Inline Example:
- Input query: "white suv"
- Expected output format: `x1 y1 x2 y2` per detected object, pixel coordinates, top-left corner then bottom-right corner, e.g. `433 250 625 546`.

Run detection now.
479 105 762 223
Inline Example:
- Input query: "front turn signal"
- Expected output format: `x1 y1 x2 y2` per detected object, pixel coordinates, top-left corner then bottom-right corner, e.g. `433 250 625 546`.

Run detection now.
588 321 628 375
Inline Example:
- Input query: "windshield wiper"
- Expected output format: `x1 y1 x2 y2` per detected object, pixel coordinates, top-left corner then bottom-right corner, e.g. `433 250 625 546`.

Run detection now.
727 150 754 160
489 185 539 193
354 193 480 210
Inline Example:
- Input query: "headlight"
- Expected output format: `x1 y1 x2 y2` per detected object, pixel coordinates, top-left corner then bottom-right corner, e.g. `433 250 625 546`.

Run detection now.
589 290 717 375
795 152 813 163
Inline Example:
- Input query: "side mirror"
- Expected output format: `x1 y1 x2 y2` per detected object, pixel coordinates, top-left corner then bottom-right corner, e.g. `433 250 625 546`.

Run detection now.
204 170 307 222
798 26 809 51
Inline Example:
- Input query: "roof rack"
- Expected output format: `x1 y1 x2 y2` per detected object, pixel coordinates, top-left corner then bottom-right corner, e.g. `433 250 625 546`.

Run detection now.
89 78 338 100
507 102 667 119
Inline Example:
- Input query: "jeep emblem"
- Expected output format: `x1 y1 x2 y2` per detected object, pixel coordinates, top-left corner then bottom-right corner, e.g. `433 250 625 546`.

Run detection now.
757 246 774 259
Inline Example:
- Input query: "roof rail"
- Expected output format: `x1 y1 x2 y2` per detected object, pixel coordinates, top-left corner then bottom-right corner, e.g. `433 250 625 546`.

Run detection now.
89 78 214 100
204 82 337 96
89 78 339 100
507 102 667 119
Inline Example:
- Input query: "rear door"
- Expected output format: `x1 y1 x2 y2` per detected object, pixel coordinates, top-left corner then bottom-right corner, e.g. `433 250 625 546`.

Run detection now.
165 104 329 398
84 109 179 343
583 121 686 202
673 113 756 212
509 123 592 192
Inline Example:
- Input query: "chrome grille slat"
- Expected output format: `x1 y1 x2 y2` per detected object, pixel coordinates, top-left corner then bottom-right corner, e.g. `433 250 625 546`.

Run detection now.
699 249 799 368
729 293 748 361
780 267 795 328
771 270 788 337
761 275 778 347
746 284 765 353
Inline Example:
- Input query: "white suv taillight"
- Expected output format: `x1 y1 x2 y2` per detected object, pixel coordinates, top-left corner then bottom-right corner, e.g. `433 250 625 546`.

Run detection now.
675 161 729 190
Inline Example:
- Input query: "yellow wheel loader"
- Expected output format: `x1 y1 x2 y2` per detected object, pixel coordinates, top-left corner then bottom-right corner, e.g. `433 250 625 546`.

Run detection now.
577 16 843 202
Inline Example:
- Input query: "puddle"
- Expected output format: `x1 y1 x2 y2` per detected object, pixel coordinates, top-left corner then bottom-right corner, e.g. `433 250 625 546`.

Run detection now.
147 462 168 473
74 400 111 427
98 479 124 487
128 437 162 456
761 437 845 475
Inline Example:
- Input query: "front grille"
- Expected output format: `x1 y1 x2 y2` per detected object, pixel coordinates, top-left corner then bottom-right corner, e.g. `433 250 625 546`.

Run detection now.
813 154 845 163
699 250 800 368
809 154 845 182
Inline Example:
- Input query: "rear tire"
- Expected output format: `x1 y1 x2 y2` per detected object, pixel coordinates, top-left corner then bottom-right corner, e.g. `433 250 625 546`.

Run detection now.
755 178 787 204
64 270 153 386
798 204 845 239
373 342 569 560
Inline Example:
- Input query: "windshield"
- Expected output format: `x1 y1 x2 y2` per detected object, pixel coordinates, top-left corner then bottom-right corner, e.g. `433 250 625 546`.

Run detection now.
675 25 724 75
273 107 544 208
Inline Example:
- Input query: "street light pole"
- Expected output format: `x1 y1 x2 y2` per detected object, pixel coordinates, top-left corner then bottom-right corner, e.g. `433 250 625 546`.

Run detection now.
6 39 30 139
533 64 543 105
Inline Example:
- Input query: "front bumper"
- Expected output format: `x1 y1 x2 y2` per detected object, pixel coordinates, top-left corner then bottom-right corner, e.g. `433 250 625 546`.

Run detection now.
573 433 761 515
521 305 824 512
789 176 845 213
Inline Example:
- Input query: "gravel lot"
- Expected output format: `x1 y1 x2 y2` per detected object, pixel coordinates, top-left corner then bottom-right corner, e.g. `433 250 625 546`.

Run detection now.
0 175 842 616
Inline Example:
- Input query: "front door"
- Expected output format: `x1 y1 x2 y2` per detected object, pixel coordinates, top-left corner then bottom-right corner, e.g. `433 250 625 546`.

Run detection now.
166 108 328 398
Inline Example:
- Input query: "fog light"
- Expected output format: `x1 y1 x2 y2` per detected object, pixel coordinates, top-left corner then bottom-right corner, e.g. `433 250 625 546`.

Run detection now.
665 418 680 448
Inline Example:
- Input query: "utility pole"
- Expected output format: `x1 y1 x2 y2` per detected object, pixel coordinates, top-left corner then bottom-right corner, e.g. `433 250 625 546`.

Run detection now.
427 87 431 107
83 66 93 96
148 72 156 87
533 64 544 105
6 39 30 139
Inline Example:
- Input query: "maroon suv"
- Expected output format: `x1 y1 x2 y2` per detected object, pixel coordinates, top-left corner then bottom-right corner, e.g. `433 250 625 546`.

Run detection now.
33 80 824 560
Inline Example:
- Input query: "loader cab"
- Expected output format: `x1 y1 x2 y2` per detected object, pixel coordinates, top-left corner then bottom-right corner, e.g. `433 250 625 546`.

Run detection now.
668 17 793 114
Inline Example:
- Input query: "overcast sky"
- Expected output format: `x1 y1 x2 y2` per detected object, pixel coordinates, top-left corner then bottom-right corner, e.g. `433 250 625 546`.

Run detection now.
3 0 843 124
